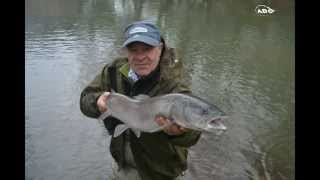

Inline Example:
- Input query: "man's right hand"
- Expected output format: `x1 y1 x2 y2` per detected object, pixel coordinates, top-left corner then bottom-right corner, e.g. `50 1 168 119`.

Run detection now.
97 92 110 113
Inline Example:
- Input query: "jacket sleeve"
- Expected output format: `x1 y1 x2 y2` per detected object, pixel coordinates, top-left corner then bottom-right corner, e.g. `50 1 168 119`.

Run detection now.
80 66 109 118
168 130 201 147
79 64 124 135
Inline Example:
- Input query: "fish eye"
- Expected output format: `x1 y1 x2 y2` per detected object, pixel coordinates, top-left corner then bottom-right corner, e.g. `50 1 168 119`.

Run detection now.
194 108 208 115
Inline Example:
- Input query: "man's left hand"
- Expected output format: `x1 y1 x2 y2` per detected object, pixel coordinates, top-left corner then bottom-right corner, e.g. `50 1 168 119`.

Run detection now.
155 116 190 136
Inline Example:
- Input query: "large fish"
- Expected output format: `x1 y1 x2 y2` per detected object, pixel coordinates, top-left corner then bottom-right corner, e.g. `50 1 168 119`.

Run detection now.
98 92 227 138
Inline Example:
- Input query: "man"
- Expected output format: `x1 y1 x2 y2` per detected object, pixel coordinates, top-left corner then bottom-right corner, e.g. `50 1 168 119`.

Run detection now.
80 20 201 180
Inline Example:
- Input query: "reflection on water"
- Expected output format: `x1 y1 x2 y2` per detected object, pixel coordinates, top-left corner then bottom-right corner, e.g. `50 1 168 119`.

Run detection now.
26 0 294 179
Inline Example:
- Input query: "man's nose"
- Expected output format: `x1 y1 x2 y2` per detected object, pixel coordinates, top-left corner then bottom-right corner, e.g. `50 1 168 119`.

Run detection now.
135 51 146 60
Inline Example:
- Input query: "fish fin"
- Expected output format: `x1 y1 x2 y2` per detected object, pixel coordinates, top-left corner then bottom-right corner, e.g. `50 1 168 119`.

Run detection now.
98 111 111 121
131 129 141 138
110 88 116 93
113 124 129 137
133 94 150 101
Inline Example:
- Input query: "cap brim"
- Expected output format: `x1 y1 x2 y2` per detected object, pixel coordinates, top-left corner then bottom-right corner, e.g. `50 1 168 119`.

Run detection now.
122 35 160 47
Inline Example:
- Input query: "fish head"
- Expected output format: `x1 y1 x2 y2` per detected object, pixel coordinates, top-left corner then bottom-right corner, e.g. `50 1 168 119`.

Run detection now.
183 99 228 133
203 116 228 133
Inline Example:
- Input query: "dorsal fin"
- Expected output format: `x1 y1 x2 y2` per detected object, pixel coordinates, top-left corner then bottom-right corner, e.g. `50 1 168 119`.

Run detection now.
131 129 141 138
110 88 116 93
133 94 150 101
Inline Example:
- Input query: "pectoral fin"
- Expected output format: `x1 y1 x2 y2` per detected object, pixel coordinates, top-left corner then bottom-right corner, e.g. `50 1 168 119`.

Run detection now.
131 129 141 138
113 124 129 137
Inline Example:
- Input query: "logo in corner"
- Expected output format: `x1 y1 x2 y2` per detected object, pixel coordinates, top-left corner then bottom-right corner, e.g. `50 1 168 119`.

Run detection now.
255 5 275 15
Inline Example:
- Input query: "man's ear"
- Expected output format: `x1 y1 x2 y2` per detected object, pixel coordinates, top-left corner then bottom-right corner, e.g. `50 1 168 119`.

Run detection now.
119 47 128 56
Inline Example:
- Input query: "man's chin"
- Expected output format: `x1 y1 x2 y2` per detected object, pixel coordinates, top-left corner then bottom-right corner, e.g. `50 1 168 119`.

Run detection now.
135 70 151 77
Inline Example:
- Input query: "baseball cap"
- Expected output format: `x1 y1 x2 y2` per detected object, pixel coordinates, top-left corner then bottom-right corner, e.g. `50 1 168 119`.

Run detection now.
122 20 161 47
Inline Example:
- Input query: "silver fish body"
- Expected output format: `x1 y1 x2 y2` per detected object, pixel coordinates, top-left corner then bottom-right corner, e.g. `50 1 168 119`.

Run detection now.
98 92 227 137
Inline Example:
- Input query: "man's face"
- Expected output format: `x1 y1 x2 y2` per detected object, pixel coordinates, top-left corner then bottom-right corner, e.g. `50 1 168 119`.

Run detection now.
126 42 162 77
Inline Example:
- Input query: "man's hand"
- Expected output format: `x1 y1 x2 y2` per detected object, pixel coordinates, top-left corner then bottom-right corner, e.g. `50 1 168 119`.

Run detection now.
97 92 110 113
155 116 190 136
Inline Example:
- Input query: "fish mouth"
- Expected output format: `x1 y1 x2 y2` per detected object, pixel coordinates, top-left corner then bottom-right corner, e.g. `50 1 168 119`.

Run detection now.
207 116 228 131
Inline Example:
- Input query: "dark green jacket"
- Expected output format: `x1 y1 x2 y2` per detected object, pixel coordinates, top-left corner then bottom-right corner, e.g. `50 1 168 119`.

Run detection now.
80 46 201 180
